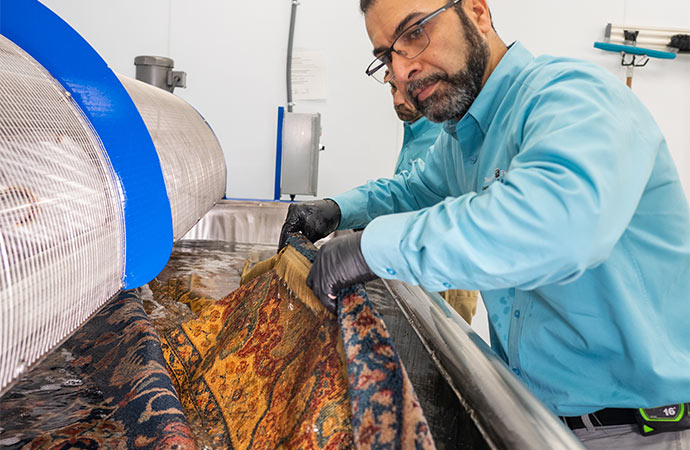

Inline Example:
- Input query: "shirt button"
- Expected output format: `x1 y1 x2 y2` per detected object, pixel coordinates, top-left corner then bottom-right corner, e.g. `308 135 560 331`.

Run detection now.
443 282 452 289
514 310 520 319
469 156 478 164
513 368 521 376
386 268 396 276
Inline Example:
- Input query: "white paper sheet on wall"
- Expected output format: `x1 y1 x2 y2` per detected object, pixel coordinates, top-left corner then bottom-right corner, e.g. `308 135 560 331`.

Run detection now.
291 49 327 101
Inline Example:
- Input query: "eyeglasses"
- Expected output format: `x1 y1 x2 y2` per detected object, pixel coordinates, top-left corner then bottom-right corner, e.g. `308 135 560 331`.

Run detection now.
365 0 462 83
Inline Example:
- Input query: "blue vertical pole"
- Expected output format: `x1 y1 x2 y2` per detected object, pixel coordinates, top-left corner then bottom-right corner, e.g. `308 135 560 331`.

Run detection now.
274 106 285 201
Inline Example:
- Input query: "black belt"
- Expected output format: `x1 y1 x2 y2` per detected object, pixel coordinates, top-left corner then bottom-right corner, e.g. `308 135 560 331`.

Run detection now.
561 408 637 430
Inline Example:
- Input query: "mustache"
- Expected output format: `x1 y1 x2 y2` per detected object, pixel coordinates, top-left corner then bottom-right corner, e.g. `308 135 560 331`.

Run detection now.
407 72 449 100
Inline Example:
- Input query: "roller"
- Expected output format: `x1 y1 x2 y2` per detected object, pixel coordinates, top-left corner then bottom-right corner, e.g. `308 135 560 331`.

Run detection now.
0 0 226 396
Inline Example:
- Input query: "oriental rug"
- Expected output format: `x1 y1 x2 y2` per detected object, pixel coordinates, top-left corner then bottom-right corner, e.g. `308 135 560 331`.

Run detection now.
0 290 196 449
160 247 354 449
0 237 436 450
282 235 435 450
158 234 435 449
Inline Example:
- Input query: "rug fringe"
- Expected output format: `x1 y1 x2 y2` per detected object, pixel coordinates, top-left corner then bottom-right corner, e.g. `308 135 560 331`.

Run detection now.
241 246 333 321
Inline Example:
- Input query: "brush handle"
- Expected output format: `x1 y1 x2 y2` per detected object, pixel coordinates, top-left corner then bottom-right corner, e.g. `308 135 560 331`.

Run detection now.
594 41 677 59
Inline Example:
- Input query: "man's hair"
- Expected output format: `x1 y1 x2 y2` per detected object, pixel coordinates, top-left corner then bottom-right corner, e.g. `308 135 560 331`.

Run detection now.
360 1 494 30
360 0 465 17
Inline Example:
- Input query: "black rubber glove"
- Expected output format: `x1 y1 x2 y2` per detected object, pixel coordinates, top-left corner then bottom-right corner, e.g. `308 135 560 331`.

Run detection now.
306 231 378 314
278 199 341 250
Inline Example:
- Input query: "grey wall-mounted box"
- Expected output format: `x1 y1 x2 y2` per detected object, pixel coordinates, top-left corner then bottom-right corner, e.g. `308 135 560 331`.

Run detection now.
281 112 322 197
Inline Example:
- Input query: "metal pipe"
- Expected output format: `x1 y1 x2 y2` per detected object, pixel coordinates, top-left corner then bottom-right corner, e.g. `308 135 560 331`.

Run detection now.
381 280 586 450
286 0 299 113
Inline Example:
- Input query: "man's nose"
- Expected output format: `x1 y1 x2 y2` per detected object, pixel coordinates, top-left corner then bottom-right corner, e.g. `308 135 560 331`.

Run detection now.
390 52 421 85
393 91 406 108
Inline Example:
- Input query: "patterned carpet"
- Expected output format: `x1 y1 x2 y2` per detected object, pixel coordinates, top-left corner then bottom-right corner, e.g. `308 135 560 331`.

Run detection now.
160 263 354 449
0 291 196 449
0 237 436 449
271 235 434 449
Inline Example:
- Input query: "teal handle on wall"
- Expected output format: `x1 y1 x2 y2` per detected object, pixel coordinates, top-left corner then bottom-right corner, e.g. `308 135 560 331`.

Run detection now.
594 41 677 60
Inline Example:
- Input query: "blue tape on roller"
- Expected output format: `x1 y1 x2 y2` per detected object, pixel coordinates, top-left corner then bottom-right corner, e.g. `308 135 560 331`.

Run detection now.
594 41 677 60
0 0 174 289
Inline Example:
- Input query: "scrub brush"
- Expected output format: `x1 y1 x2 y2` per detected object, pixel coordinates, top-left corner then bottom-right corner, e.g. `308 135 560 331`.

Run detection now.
669 34 690 52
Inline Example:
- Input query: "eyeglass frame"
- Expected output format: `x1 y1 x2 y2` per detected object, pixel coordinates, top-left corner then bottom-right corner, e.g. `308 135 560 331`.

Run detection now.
365 0 462 82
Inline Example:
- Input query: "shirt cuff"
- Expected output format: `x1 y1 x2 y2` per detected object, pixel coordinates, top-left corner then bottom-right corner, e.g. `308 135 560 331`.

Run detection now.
361 211 417 283
331 190 370 230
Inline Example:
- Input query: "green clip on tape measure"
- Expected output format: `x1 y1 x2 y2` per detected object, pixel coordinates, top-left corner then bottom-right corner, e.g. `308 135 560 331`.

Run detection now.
636 404 690 436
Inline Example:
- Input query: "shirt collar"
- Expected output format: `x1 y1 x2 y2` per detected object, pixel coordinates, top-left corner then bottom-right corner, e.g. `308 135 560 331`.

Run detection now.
446 41 534 136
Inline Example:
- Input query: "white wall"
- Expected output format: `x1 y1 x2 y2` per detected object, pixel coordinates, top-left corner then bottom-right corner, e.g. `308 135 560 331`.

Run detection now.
40 0 689 202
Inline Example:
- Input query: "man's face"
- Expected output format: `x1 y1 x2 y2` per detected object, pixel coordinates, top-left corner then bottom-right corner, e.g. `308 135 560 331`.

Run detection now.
365 0 490 123
389 77 422 122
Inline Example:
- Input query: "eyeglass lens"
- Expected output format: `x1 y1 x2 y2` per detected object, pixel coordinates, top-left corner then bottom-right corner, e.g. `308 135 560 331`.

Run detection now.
369 24 430 83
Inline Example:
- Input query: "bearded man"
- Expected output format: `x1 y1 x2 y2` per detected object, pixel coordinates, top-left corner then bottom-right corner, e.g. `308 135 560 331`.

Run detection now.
279 1 690 447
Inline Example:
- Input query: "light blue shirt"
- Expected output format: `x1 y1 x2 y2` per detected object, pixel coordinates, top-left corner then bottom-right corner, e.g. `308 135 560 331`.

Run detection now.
393 117 443 175
332 42 690 416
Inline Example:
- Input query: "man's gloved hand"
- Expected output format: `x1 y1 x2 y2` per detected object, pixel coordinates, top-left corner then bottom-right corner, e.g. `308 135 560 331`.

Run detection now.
278 199 341 250
306 231 378 314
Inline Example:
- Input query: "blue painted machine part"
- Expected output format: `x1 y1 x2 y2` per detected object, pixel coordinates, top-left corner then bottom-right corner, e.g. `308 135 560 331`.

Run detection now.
274 106 285 201
594 41 677 60
0 0 174 289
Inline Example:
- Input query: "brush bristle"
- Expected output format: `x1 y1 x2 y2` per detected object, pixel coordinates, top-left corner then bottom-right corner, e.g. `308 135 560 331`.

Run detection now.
669 34 690 52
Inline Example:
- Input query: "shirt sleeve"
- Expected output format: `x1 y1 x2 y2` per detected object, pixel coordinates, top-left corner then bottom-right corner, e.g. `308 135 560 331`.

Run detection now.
361 70 661 292
332 135 448 230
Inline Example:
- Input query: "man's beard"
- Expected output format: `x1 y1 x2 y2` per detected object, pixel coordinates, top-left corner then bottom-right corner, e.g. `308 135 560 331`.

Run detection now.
407 10 489 123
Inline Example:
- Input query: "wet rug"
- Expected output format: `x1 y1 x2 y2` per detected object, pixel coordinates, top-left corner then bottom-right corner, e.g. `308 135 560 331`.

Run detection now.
159 244 354 449
0 238 435 449
0 291 196 449
156 234 434 449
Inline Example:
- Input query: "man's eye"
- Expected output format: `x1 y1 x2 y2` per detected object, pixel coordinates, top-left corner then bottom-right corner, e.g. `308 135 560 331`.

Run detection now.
403 26 424 42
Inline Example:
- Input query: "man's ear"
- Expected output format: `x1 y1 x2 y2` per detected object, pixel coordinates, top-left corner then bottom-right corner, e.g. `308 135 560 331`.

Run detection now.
464 0 492 35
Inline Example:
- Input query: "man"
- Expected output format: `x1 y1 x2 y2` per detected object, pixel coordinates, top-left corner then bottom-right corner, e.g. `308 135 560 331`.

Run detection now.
387 71 443 175
279 0 690 447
